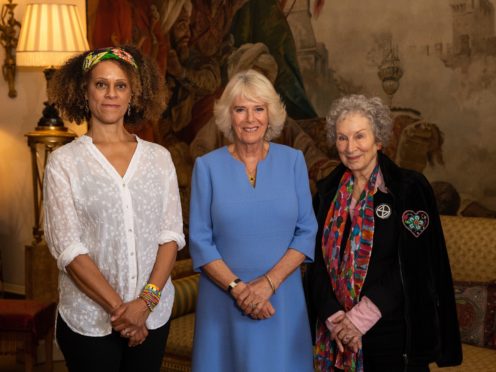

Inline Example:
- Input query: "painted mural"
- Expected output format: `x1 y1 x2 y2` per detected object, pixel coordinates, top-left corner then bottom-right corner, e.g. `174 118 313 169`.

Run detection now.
86 0 496 217
297 0 496 216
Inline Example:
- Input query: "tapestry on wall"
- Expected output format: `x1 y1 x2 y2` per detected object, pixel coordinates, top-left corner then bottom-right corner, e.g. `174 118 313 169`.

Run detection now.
87 0 496 217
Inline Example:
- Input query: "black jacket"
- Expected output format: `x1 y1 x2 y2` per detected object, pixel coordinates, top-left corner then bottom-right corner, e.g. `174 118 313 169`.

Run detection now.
304 151 462 367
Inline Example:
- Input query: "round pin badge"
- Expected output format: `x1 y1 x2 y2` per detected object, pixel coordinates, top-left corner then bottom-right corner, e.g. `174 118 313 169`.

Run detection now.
375 203 392 219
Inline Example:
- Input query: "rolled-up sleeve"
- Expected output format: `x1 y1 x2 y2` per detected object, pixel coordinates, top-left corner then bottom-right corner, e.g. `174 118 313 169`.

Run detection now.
189 157 222 271
43 156 89 272
158 151 186 250
288 151 318 262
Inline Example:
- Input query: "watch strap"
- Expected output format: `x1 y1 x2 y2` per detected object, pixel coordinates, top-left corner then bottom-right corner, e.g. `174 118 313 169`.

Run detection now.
227 278 241 293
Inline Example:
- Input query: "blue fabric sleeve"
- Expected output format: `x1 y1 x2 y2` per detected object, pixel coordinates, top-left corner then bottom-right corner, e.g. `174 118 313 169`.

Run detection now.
189 157 223 271
288 150 318 262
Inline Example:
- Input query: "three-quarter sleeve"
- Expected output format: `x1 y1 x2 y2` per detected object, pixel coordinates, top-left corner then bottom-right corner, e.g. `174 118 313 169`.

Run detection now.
158 150 186 250
288 151 318 261
43 156 89 272
189 157 222 271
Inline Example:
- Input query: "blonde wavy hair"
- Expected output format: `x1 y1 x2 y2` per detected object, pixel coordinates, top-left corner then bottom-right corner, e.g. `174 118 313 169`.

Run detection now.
214 69 287 142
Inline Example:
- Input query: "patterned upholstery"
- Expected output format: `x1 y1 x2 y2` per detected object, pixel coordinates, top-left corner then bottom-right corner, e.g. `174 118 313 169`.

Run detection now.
429 343 496 371
171 274 199 319
162 259 197 372
438 216 496 368
165 313 195 358
441 215 496 282
454 281 496 348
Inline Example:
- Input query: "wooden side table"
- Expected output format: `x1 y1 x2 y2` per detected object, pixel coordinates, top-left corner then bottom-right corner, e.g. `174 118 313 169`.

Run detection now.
0 300 56 372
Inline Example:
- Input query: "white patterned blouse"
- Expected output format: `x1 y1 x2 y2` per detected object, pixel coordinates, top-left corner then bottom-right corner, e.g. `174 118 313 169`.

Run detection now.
44 135 185 336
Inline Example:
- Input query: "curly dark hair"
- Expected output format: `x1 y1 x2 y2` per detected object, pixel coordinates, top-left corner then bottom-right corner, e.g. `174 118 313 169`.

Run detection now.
48 45 167 125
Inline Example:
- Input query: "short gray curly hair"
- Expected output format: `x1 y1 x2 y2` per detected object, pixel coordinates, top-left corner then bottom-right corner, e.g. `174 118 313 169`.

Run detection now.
214 69 287 142
326 94 392 146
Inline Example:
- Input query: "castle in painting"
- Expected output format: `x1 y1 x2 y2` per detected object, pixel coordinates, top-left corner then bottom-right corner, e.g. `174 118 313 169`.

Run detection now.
419 0 496 66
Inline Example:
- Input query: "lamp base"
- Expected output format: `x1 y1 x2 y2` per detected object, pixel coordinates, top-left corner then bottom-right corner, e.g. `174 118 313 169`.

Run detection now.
37 101 64 128
37 67 65 128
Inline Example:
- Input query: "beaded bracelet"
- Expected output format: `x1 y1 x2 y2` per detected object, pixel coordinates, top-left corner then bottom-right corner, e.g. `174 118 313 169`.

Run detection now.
139 283 162 312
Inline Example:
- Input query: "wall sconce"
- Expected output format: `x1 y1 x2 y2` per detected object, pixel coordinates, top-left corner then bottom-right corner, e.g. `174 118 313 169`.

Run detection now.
0 0 21 98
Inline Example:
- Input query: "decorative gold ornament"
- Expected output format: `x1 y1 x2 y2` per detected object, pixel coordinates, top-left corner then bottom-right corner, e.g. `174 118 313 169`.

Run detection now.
0 0 21 98
378 42 403 106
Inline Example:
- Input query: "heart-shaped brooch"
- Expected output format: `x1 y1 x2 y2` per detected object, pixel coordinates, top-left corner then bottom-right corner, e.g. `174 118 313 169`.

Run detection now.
402 210 429 237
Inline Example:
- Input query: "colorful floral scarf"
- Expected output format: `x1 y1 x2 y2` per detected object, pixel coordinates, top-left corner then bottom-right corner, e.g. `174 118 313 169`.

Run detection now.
315 165 379 372
82 47 138 72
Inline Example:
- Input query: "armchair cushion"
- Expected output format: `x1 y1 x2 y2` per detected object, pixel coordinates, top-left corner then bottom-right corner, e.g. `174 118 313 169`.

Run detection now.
454 280 496 349
171 274 199 319
441 215 496 282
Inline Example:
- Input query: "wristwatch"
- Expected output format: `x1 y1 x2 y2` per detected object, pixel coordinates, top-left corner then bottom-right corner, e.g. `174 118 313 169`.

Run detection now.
227 278 242 293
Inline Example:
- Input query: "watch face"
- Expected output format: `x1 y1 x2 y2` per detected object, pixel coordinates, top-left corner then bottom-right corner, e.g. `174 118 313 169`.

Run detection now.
228 278 241 292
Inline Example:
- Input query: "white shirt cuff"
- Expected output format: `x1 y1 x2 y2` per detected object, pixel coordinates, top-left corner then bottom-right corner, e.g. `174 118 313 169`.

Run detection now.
158 231 186 250
57 241 89 272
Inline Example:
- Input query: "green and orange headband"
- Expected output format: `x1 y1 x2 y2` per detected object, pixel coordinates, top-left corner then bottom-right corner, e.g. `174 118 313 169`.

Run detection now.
82 47 138 72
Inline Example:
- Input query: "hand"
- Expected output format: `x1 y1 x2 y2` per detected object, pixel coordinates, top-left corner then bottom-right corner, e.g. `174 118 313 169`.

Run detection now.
331 313 362 353
127 325 148 347
250 301 276 320
234 276 273 316
111 298 150 333
345 335 362 354
328 312 346 352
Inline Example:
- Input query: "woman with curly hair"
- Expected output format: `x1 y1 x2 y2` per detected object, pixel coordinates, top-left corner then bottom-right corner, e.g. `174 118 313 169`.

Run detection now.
43 46 185 372
305 95 461 371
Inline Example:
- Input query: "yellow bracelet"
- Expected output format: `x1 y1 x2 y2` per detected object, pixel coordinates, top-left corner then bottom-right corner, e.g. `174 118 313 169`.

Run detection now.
264 274 276 294
146 283 161 292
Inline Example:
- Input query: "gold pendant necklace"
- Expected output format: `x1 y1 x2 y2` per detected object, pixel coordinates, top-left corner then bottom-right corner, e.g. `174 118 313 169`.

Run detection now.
229 143 269 188
248 173 256 187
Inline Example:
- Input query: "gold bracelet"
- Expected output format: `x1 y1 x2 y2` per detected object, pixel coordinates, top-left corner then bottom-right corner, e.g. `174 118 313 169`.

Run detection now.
264 274 276 294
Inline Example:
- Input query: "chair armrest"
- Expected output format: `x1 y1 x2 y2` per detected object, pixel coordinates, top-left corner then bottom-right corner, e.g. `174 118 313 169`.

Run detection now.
170 274 199 319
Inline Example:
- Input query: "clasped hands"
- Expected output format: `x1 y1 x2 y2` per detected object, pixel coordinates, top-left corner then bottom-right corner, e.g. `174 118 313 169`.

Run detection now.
231 276 276 320
329 312 362 353
111 299 150 347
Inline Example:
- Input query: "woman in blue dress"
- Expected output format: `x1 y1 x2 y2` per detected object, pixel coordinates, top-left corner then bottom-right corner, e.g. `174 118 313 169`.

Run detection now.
189 69 318 371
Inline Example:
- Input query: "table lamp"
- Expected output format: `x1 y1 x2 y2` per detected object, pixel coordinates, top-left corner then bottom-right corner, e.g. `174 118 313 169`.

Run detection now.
16 3 89 244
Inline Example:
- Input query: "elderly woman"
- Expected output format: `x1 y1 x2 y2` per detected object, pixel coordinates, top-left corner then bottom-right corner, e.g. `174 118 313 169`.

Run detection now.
305 95 462 371
189 69 317 371
44 46 185 372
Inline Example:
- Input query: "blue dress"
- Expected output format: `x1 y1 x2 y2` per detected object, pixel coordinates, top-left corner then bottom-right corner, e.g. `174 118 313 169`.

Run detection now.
189 144 317 372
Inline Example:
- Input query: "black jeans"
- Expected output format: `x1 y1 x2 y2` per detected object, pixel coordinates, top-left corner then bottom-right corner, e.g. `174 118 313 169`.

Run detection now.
56 314 170 372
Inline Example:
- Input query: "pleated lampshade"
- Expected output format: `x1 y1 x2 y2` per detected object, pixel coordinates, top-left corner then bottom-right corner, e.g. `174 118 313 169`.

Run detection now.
16 3 89 67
